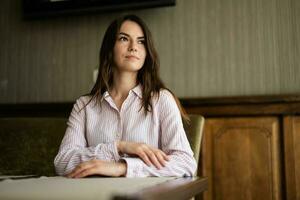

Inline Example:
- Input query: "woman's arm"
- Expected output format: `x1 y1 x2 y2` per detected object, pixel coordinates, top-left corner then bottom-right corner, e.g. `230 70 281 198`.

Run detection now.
65 140 172 178
121 90 197 177
66 160 127 178
117 141 170 169
54 98 121 176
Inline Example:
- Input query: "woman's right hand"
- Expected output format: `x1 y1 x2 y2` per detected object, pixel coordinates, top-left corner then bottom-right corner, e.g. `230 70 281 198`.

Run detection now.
117 141 170 169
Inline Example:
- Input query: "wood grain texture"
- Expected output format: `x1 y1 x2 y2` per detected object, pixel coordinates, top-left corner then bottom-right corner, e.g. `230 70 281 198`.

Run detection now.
181 94 300 116
202 117 282 200
283 116 300 200
0 0 299 103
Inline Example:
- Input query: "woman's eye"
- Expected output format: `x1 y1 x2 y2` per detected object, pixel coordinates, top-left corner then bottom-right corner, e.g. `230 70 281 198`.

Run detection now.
119 37 128 41
138 40 145 44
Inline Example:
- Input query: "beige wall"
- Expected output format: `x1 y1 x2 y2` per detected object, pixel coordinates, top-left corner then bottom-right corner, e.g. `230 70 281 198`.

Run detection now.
0 0 299 103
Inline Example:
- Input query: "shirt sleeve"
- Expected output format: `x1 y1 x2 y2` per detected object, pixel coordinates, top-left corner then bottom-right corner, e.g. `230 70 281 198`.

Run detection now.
54 97 121 176
122 90 197 177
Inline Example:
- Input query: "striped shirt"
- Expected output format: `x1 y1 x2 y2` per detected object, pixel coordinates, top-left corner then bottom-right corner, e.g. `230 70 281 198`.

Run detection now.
54 85 197 177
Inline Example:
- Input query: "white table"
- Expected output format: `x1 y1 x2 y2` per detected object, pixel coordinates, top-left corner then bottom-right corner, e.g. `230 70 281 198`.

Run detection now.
0 176 207 200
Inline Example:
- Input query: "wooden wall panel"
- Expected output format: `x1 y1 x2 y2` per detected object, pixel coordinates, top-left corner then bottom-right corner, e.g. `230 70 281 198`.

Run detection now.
284 116 300 200
0 0 299 103
202 117 282 200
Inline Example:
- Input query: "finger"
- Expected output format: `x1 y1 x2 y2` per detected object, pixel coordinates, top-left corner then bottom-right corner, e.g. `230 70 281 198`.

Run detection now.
146 146 169 162
155 152 166 167
67 162 93 178
161 151 170 161
153 149 169 162
68 166 88 178
146 150 162 169
74 167 97 178
139 152 152 167
150 148 169 164
67 166 84 178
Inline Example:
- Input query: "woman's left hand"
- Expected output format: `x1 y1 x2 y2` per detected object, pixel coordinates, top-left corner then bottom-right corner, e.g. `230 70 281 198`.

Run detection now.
66 160 127 178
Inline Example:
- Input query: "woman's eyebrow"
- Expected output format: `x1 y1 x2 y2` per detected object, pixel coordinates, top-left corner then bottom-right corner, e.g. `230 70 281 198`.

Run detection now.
119 32 145 39
119 32 129 37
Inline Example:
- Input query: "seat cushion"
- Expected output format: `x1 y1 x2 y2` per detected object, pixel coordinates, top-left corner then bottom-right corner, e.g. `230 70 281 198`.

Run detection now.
0 118 67 176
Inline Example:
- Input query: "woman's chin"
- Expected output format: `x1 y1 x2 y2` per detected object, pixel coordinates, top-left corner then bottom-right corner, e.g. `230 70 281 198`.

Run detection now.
118 65 143 73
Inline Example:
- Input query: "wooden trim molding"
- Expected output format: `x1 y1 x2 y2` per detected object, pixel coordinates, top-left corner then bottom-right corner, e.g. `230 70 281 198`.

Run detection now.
180 94 300 116
180 94 300 105
1 94 300 117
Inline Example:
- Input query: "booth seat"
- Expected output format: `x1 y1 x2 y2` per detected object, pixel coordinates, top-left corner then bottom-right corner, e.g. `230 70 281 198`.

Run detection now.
0 118 67 176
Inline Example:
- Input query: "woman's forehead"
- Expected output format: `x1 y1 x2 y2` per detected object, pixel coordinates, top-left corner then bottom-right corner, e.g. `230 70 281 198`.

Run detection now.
119 20 145 37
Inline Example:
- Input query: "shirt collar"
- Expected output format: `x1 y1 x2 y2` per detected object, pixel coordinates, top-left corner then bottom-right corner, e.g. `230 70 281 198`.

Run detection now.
131 84 142 99
101 84 143 101
101 91 110 102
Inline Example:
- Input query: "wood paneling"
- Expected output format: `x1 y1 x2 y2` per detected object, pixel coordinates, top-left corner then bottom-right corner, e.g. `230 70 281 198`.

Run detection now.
202 117 282 200
182 95 300 116
283 116 300 200
0 0 300 103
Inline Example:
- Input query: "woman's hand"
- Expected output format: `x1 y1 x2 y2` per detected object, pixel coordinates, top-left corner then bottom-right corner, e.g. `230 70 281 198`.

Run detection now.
117 141 170 169
66 160 126 178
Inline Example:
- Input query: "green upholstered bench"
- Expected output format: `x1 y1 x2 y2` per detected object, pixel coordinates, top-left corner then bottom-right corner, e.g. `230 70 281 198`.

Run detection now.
0 118 67 176
0 115 204 177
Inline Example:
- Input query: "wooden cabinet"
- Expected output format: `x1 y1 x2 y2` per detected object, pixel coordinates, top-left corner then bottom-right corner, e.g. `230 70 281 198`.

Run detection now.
181 95 300 200
284 116 300 200
201 117 282 200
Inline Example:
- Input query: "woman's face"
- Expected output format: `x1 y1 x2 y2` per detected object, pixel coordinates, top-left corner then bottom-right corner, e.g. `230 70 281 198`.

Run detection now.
113 20 147 73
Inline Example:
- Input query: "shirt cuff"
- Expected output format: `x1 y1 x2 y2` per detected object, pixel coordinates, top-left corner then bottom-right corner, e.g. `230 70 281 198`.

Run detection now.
94 141 121 161
121 157 148 177
112 141 121 161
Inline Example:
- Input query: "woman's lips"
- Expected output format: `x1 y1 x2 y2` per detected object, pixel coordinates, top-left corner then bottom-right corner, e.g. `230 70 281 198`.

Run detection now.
125 55 139 60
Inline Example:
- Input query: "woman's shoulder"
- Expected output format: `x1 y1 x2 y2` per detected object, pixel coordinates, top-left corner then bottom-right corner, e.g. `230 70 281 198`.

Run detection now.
158 89 175 100
153 89 176 106
75 95 92 104
72 95 95 110
154 89 180 115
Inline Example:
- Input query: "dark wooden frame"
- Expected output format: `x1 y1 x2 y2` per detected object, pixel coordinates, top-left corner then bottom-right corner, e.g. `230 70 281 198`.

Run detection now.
181 94 300 116
22 0 176 19
1 94 300 118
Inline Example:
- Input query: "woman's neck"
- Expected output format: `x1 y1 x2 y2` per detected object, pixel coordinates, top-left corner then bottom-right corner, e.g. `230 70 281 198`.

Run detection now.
110 70 138 100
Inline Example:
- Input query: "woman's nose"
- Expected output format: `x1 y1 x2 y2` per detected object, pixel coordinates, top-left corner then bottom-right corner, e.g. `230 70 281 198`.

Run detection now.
128 41 137 52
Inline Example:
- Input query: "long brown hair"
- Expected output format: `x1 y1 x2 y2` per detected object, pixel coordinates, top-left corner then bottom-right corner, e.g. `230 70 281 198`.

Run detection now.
87 14 189 122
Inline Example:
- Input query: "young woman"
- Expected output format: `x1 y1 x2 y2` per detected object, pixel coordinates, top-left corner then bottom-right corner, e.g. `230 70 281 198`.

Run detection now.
54 14 197 178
